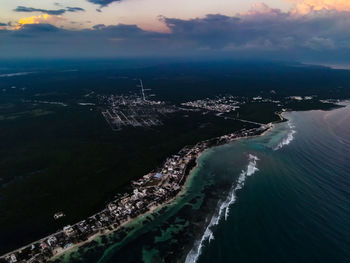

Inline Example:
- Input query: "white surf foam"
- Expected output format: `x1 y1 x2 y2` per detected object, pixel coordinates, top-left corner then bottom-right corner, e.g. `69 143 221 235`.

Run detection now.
274 122 296 151
185 154 259 263
0 72 35 78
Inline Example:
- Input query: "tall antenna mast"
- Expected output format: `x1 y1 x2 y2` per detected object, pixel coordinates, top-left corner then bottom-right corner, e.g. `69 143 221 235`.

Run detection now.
139 79 146 101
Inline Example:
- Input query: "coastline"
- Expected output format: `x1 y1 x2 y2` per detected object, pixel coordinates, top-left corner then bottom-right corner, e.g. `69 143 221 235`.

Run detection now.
1 124 273 263
52 123 274 261
184 103 350 263
51 167 198 261
73 100 350 263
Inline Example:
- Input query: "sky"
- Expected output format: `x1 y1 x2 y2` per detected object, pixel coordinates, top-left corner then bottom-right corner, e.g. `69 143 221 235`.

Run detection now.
1 0 350 62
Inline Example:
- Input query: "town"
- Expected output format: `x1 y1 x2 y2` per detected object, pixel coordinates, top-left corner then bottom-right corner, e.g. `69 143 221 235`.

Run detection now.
99 80 178 130
97 84 331 132
0 124 271 263
181 96 240 113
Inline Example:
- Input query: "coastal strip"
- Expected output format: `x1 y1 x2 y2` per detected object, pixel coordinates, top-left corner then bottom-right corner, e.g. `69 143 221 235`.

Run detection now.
0 123 272 263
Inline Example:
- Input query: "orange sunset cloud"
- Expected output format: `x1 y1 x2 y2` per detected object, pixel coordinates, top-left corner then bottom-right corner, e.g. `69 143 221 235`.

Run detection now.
289 0 350 14
15 14 64 29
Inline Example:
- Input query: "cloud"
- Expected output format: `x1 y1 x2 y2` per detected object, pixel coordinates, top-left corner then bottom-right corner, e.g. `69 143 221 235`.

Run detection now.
289 0 350 14
16 23 60 35
66 7 86 12
14 6 66 15
13 6 85 15
86 0 121 7
162 6 350 52
0 22 8 29
1 4 350 62
92 24 106 30
15 14 65 29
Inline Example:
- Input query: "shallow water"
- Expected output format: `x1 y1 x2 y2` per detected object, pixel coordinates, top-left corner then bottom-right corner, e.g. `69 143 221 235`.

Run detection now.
56 103 350 263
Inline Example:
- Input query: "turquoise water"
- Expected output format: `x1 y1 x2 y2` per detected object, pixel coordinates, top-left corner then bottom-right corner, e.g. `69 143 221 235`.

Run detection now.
56 103 350 263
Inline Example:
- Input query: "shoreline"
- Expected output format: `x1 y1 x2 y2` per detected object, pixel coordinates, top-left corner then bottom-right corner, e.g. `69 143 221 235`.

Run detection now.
182 128 274 262
53 124 274 261
1 124 273 263
52 146 209 260
51 168 198 261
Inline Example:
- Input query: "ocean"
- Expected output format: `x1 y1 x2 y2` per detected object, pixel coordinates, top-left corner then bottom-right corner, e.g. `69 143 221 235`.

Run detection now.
55 102 350 263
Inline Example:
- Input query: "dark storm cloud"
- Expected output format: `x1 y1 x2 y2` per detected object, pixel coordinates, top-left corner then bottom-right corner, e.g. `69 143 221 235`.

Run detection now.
13 6 85 15
161 7 350 53
12 24 60 38
14 6 66 15
86 0 121 7
2 5 350 62
92 24 106 30
66 7 86 12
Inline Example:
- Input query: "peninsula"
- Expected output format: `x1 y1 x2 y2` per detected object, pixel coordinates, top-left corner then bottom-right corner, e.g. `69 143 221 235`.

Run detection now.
0 123 271 263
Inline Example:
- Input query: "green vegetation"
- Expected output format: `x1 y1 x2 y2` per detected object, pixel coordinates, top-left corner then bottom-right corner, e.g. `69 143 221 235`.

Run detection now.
0 101 253 254
0 61 348 254
235 102 281 123
0 109 53 120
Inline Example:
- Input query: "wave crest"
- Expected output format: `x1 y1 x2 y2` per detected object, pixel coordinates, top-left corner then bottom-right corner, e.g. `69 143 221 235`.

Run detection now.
274 122 296 151
0 72 35 78
185 154 259 263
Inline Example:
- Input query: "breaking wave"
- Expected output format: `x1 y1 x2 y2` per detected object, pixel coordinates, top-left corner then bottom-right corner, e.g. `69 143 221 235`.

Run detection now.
274 123 296 151
185 154 259 263
0 72 35 78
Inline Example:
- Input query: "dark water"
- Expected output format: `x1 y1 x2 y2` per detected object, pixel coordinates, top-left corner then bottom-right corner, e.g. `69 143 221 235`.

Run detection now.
192 103 350 263
58 103 350 263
